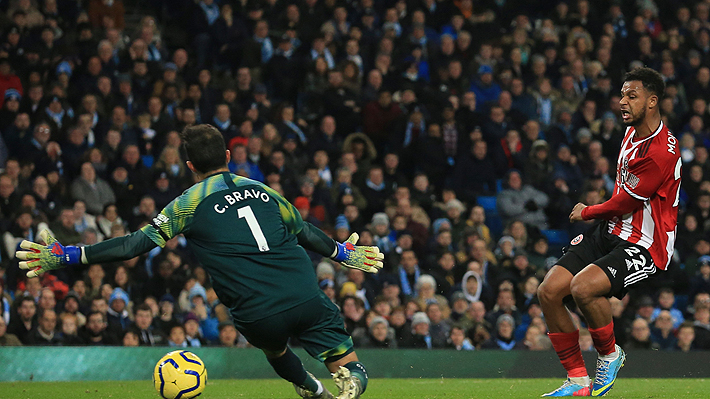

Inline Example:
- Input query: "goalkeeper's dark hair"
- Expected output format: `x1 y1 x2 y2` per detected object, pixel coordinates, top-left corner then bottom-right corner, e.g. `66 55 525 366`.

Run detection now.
624 67 665 97
180 124 227 174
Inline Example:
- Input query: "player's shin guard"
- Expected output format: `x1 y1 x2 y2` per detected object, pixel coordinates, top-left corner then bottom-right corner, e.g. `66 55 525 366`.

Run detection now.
588 321 616 356
343 362 368 394
267 348 320 393
549 330 588 378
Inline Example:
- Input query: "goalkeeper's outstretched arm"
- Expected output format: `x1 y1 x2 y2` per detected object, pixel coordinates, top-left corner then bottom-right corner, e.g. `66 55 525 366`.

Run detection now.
83 231 158 263
296 221 338 258
17 230 158 278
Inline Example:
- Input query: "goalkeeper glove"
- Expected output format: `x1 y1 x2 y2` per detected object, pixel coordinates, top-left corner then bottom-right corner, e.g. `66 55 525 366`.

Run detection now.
332 232 384 273
16 230 82 278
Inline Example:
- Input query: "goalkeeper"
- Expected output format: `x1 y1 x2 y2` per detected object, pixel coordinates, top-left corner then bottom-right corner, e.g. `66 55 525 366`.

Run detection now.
17 124 382 399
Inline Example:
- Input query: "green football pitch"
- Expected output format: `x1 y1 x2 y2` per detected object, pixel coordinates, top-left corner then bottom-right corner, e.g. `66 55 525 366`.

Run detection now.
0 378 707 399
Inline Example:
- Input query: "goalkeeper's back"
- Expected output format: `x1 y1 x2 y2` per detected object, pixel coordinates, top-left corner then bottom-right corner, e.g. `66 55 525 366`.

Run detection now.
140 126 320 323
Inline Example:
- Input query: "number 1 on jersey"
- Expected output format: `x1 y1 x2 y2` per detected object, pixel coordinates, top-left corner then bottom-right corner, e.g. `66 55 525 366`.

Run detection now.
238 206 270 252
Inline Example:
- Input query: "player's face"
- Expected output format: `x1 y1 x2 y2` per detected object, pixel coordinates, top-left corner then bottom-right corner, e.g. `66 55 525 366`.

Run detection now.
619 80 654 126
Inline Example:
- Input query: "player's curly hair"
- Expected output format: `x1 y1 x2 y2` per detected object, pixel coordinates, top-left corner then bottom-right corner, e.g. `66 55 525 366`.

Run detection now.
624 67 665 97
181 124 227 174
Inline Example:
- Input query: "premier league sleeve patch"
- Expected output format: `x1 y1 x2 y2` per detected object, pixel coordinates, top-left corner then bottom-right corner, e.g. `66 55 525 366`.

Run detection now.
625 172 639 189
571 234 583 245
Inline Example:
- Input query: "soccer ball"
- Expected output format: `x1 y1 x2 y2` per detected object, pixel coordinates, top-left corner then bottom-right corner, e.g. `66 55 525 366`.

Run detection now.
153 350 207 399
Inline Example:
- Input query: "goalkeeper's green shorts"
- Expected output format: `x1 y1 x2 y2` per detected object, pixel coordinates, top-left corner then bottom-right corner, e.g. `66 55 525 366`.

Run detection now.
233 291 354 362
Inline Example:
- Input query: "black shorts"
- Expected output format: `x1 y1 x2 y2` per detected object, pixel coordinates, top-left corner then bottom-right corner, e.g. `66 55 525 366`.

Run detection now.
232 291 354 362
556 222 657 299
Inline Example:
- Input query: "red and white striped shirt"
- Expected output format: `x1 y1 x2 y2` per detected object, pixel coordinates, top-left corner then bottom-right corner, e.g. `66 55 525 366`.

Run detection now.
607 121 682 270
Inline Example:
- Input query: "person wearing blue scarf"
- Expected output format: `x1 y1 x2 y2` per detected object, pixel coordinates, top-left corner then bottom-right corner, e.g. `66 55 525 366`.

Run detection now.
253 20 274 63
403 118 426 148
199 0 220 26
283 119 308 145
482 314 518 350
397 250 421 297
1 294 10 325
213 115 230 130
311 46 335 69
45 97 72 130
310 35 335 68
410 312 433 349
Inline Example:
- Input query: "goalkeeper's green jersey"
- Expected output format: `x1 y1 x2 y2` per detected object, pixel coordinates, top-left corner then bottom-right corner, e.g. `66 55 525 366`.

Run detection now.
140 172 320 323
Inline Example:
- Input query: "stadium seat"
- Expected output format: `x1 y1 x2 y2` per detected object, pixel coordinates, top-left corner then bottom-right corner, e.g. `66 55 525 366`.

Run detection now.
477 196 498 213
496 179 504 193
477 196 502 237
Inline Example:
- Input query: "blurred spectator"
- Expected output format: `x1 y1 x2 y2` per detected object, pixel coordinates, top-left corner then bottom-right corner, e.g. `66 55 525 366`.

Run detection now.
88 0 125 30
486 288 522 327
188 283 219 343
122 330 140 347
405 311 434 349
426 302 451 348
58 313 83 346
447 325 474 350
37 287 55 313
635 296 655 324
218 321 245 348
49 208 82 245
452 140 497 202
131 303 166 346
106 287 130 333
183 313 207 347
61 291 86 328
497 170 549 230
650 310 677 350
0 314 21 346
358 316 397 349
651 288 684 329
27 309 61 345
481 314 517 350
396 250 422 298
7 296 36 344
71 163 116 215
168 325 188 348
673 322 698 352
341 296 366 335
692 305 710 350
79 311 116 345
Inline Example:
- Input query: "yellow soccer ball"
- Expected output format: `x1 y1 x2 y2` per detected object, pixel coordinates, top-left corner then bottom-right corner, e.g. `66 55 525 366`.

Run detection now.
153 350 207 399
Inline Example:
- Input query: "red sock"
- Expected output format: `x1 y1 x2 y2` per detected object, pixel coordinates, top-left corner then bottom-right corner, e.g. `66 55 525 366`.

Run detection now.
588 321 616 356
548 330 587 378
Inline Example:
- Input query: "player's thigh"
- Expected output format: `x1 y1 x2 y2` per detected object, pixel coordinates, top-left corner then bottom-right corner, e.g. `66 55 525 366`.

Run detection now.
570 263 613 299
595 242 656 299
541 245 595 301
539 265 574 301
296 292 354 363
541 224 605 300
233 315 291 354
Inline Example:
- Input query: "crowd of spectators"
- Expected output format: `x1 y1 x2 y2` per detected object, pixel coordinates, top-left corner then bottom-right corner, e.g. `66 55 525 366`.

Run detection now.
1 0 710 353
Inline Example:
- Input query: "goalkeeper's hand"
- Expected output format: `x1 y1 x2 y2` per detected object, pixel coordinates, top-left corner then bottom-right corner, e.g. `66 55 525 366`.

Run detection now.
332 232 384 273
16 230 82 278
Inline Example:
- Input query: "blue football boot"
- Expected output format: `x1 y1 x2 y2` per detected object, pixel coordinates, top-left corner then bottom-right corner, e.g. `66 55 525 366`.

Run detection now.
591 344 626 397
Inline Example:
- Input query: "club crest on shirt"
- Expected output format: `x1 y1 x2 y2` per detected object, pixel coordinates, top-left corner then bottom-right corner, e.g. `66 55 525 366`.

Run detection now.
571 234 583 245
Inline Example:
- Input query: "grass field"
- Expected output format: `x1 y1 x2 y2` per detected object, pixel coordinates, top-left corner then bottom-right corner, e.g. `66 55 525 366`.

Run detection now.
0 378 707 399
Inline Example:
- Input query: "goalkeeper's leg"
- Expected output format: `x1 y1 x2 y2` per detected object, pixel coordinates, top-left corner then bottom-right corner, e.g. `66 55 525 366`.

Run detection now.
264 347 332 398
326 352 368 399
